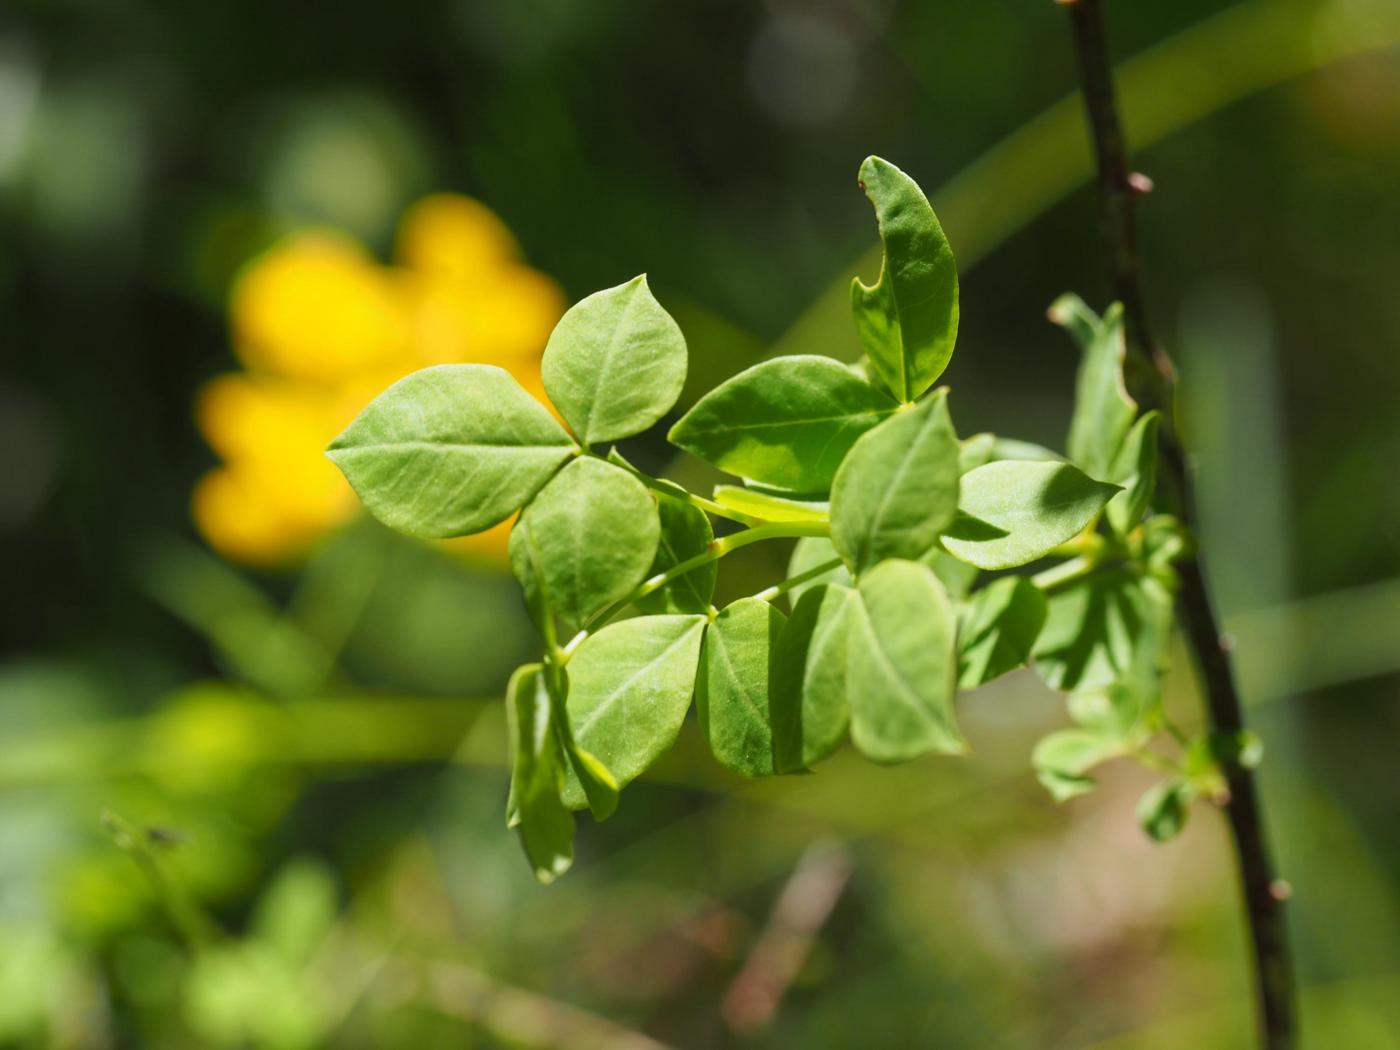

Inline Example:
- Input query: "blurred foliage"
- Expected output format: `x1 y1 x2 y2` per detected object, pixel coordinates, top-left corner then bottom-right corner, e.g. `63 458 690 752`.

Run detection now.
1 0 1399 1047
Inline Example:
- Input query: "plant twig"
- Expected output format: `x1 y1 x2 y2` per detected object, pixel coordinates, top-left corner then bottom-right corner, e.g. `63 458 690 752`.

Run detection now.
1058 2 1295 1046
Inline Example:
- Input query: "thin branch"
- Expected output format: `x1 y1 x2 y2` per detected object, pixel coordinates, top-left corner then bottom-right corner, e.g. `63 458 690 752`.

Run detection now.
1058 2 1296 1047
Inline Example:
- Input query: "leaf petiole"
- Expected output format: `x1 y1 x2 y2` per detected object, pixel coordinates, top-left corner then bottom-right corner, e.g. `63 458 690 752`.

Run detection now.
754 557 844 603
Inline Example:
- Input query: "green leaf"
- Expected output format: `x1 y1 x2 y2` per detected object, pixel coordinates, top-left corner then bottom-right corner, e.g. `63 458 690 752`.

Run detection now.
771 584 854 772
510 457 659 635
1050 295 1137 479
1033 569 1174 697
668 355 895 492
634 495 715 615
1106 411 1160 536
1137 779 1193 843
328 365 575 538
696 597 785 776
851 156 959 402
830 390 960 573
559 615 707 808
920 546 979 601
787 537 854 606
1032 728 1124 802
958 577 1048 688
959 433 996 473
847 559 962 762
713 485 829 524
562 738 620 821
505 664 574 883
542 275 688 446
942 461 1118 570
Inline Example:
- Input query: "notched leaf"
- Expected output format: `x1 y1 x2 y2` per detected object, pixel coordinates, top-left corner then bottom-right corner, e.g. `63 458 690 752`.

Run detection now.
851 156 959 402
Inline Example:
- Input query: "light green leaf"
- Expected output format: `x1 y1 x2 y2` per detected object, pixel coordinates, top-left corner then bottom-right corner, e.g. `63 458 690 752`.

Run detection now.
510 457 659 635
668 355 896 492
959 433 996 473
1032 569 1174 696
505 664 574 883
847 559 962 762
1138 779 1193 842
1032 728 1124 802
958 577 1048 688
328 364 575 538
787 537 854 606
1050 295 1137 479
635 495 715 615
830 390 960 573
1106 411 1160 536
713 485 829 524
772 584 853 772
851 156 958 402
542 275 687 446
560 615 706 808
942 460 1118 570
562 738 620 821
696 597 785 776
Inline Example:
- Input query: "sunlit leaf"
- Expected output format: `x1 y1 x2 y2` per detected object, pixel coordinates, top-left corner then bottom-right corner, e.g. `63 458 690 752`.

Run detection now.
542 275 688 445
1050 294 1136 479
328 365 574 537
1032 728 1123 802
847 559 962 762
851 156 959 402
942 460 1118 570
668 355 895 491
713 485 829 524
560 615 706 808
830 390 960 573
1032 569 1174 696
696 597 785 776
1106 411 1160 536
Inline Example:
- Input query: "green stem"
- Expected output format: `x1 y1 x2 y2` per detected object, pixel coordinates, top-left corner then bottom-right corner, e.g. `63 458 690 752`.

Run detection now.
754 557 844 603
564 521 828 654
1030 555 1100 594
598 451 764 527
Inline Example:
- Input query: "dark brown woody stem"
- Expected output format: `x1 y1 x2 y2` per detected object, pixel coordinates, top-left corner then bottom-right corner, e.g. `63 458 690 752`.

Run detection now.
1058 2 1296 1046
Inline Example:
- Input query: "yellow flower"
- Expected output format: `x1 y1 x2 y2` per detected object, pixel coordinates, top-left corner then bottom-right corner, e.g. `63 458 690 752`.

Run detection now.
194 195 565 566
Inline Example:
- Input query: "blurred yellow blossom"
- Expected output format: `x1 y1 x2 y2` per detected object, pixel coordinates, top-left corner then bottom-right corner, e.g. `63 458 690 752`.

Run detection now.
194 194 565 566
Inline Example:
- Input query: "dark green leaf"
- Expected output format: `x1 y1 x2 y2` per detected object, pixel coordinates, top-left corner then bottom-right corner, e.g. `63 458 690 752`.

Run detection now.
542 275 688 446
1050 295 1137 479
1032 728 1123 802
1137 779 1193 843
635 495 715 615
696 598 785 776
958 577 1048 688
560 615 706 808
505 664 574 883
328 365 575 538
847 559 962 762
942 461 1118 570
510 457 659 635
851 156 958 402
1106 411 1160 536
772 584 854 771
668 356 895 491
830 390 960 573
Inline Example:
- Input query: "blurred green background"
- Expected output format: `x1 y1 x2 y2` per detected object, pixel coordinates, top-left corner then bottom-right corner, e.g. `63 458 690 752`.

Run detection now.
2 0 1399 1046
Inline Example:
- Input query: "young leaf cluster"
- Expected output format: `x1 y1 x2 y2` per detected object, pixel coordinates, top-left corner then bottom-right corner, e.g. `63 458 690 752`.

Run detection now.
330 157 1234 882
